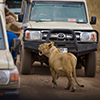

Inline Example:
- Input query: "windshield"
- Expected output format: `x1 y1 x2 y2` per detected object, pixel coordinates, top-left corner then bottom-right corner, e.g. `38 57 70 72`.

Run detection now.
30 1 87 22
0 17 5 50
5 0 22 14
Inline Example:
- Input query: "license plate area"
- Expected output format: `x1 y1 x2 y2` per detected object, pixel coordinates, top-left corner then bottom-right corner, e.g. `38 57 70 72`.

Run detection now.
58 48 68 53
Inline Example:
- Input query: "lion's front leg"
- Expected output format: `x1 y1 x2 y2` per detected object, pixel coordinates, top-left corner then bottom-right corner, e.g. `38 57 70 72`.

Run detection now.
50 67 58 88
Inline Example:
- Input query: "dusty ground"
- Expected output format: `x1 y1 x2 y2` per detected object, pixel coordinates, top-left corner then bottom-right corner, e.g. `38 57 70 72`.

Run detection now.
18 59 100 100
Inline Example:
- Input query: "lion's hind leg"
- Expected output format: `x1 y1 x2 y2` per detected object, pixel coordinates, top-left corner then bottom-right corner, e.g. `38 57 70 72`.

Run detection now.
65 81 71 90
50 67 58 88
66 73 75 92
63 60 76 92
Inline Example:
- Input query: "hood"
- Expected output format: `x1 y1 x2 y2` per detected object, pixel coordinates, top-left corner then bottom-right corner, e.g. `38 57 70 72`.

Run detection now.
0 51 14 69
28 21 93 30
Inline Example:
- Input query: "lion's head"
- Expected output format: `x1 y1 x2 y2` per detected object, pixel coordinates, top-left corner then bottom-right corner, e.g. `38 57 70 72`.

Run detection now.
38 42 54 57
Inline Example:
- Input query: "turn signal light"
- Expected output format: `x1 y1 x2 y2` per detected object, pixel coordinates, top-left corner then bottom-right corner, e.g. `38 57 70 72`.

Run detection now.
25 32 30 38
91 34 95 39
10 73 18 82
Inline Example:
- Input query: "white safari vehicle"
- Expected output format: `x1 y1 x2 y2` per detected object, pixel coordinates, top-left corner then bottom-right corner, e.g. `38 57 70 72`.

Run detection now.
19 0 99 77
0 0 20 99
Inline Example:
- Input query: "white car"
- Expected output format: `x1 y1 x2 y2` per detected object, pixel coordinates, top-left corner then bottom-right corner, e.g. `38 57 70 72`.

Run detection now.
5 0 22 14
0 0 20 99
19 0 99 77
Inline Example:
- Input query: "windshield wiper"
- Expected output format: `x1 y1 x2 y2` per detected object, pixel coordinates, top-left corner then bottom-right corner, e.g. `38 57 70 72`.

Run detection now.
35 19 51 22
76 21 86 23
35 20 43 22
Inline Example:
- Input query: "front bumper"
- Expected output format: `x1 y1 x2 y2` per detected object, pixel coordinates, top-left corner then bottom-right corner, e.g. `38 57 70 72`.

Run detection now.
24 41 98 56
0 89 19 99
23 28 99 56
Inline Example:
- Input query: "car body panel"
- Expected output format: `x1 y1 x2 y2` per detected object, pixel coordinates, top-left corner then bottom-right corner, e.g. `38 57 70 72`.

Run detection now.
0 0 20 94
27 21 93 29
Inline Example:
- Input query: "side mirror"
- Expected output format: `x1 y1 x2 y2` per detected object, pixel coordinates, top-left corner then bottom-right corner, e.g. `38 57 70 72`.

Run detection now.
11 38 21 53
90 16 96 24
18 14 24 22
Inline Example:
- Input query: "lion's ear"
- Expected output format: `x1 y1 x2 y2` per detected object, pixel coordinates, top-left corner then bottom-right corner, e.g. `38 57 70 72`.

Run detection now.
50 42 54 46
48 42 54 48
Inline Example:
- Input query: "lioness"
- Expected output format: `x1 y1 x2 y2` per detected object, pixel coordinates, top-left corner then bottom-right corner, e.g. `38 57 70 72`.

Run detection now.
38 42 84 92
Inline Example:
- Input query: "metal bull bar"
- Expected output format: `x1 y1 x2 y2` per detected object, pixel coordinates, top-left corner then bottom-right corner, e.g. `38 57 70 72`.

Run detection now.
46 29 78 51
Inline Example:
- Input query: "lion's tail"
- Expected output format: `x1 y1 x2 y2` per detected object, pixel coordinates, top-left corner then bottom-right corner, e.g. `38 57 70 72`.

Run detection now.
72 56 84 87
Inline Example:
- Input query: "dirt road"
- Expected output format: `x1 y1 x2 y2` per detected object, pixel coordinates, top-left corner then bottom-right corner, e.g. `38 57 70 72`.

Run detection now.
18 62 100 100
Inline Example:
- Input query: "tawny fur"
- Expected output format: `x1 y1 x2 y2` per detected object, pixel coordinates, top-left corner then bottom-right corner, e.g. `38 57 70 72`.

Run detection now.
38 42 84 92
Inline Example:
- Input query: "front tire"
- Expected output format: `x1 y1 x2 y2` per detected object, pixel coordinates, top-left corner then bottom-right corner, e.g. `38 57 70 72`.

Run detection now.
20 46 32 74
85 51 97 77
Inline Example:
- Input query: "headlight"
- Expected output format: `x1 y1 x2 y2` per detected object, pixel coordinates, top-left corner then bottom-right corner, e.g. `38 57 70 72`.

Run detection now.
25 30 42 40
0 71 9 85
0 69 19 85
80 32 96 41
